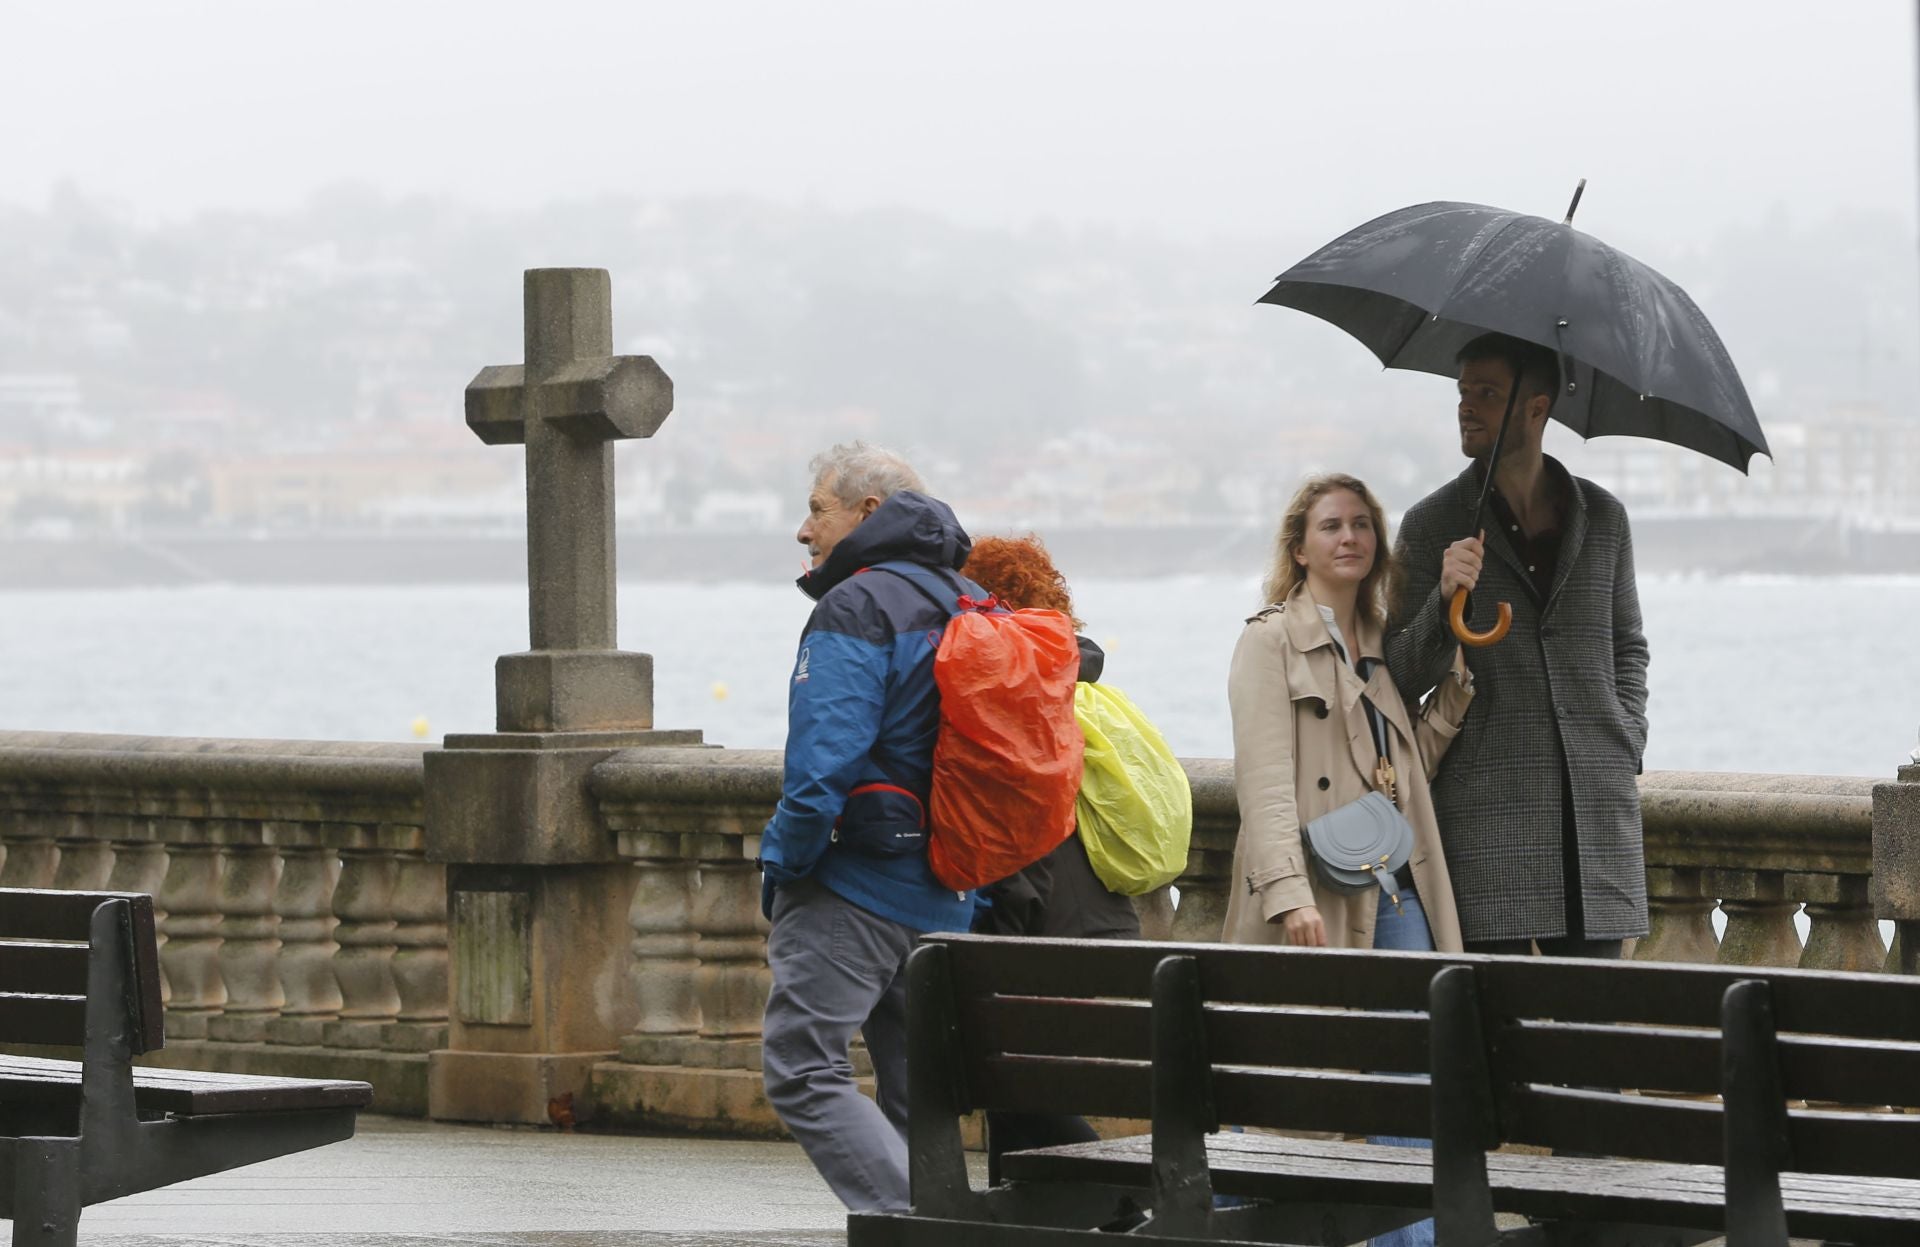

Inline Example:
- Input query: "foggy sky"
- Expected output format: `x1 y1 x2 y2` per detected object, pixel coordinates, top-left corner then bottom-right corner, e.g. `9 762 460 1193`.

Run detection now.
6 0 1915 245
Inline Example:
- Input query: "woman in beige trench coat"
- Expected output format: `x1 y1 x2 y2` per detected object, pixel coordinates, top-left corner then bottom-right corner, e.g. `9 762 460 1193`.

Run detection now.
1224 473 1476 953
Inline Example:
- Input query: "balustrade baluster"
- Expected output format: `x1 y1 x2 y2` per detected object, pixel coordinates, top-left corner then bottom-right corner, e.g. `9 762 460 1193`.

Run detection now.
1133 885 1177 941
387 837 449 1052
619 834 701 1066
325 833 400 1049
51 815 115 891
1796 872 1886 973
1711 869 1802 967
691 843 769 1070
0 817 61 889
155 821 226 1038
1890 922 1917 976
210 826 288 1037
208 833 284 1042
265 832 342 1046
1636 867 1721 964
1169 850 1230 942
104 830 169 1002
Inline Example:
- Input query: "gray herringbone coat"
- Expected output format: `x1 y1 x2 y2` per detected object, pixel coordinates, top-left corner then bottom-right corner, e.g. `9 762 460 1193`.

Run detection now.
1385 458 1651 943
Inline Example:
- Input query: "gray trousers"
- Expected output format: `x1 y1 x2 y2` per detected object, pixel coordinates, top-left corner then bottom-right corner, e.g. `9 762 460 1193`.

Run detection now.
761 877 915 1212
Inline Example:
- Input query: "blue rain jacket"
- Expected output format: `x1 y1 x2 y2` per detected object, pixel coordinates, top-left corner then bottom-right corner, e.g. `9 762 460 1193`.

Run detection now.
758 490 980 932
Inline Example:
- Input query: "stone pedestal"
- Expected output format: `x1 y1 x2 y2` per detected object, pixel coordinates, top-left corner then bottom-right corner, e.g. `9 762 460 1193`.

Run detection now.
424 729 704 1123
1872 761 1920 975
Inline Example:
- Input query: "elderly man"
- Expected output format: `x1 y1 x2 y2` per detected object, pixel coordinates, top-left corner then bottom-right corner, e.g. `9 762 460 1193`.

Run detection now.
757 441 981 1212
1386 332 1651 959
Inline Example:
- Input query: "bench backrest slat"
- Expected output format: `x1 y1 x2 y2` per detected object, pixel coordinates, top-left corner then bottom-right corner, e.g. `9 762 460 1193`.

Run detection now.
963 996 1428 1072
0 992 90 1047
0 888 164 1054
947 937 1446 1011
0 942 93 996
1466 959 1920 1177
979 1055 1428 1137
1477 957 1920 1042
1502 1020 1920 1104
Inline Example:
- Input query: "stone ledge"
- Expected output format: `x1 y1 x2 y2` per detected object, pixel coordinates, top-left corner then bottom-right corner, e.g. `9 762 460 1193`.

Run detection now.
137 1041 429 1116
591 1060 789 1138
590 1061 992 1148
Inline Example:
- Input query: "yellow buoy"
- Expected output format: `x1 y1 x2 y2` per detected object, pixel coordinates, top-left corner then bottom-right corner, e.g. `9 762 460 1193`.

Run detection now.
711 681 730 702
410 716 431 739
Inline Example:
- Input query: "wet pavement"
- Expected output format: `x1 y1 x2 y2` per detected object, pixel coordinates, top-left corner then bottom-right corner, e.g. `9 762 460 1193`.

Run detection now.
70 1115 863 1246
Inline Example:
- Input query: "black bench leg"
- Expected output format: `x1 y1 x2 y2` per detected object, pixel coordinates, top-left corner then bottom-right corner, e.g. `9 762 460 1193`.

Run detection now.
1148 954 1217 1238
903 943 985 1221
1430 964 1499 1247
11 1139 81 1247
1721 980 1789 1247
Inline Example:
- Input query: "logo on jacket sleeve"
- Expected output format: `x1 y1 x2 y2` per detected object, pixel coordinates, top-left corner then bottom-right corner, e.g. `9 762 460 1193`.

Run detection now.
794 647 811 683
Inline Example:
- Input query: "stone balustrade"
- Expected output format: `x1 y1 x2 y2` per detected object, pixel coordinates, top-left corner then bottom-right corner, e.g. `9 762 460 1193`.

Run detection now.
0 731 445 1112
1636 771 1893 972
3 728 1915 1132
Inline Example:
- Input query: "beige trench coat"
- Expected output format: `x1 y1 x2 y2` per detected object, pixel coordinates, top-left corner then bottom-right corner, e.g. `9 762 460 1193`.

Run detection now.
1223 584 1473 952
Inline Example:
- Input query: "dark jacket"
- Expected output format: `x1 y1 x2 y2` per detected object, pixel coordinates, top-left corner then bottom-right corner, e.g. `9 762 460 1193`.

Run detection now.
1384 458 1651 943
759 490 981 932
973 635 1142 941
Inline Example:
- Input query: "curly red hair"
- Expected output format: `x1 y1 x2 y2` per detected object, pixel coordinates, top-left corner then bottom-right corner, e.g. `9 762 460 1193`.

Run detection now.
963 535 1081 627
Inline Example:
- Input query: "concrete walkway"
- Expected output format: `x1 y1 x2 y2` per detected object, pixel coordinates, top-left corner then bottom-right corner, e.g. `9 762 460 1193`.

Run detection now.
72 1115 860 1246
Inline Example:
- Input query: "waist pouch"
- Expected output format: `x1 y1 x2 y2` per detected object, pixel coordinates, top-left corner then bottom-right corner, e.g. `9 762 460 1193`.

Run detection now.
832 782 928 858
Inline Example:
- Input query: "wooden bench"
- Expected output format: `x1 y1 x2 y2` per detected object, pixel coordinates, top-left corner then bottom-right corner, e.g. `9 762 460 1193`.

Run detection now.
847 933 1920 1247
1 887 373 1246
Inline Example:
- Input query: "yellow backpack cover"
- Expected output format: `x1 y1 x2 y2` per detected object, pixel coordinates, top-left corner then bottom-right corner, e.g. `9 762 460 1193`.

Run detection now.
1072 682 1193 895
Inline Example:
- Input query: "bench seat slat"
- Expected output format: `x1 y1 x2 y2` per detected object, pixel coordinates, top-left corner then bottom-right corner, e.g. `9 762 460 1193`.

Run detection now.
1000 1133 1920 1244
0 1055 374 1115
0 943 92 996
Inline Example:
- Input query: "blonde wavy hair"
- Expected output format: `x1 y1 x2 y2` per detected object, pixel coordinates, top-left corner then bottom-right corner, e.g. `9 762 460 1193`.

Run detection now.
1259 473 1396 626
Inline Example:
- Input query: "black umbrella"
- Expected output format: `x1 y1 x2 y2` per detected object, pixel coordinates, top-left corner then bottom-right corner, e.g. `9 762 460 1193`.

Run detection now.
1259 185 1769 645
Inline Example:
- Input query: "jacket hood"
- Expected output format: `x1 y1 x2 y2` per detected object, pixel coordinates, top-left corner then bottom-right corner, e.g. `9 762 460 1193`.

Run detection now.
797 490 973 601
1076 634 1105 684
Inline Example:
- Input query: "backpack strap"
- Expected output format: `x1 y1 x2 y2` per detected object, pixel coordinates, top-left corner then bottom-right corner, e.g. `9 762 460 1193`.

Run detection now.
867 560 976 618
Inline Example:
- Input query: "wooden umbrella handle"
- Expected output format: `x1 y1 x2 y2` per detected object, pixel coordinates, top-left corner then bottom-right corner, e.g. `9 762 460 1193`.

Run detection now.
1449 588 1512 647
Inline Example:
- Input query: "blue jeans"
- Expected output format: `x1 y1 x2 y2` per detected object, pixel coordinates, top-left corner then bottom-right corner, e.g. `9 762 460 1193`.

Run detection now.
1367 888 1435 1247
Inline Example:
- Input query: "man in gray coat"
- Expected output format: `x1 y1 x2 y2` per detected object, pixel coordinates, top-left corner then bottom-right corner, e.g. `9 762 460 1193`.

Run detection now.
1385 332 1650 957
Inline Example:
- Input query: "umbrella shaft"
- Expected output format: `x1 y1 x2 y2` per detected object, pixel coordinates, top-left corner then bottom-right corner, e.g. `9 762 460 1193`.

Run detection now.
1468 377 1523 536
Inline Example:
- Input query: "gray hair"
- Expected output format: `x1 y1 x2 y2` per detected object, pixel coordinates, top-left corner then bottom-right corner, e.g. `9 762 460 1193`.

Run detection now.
808 441 924 505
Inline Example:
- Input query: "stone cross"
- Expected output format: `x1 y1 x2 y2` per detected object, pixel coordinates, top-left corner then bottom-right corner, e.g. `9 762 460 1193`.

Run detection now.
464 268 673 733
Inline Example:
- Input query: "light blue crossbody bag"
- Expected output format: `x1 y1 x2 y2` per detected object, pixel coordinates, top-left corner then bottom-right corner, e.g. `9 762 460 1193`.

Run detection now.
1301 656 1415 906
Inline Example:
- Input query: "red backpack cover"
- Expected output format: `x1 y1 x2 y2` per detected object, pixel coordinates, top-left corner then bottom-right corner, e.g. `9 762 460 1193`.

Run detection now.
877 563 1085 890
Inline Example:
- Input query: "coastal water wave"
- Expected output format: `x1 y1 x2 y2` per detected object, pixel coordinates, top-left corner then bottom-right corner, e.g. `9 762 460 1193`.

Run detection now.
1 576 1915 778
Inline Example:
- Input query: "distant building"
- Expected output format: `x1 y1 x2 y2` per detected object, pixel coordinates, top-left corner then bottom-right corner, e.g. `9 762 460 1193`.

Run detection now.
0 445 144 529
203 451 515 527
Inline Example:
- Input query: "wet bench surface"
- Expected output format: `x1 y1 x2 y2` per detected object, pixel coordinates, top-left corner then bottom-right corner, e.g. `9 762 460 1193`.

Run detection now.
850 934 1920 1247
1 887 372 1246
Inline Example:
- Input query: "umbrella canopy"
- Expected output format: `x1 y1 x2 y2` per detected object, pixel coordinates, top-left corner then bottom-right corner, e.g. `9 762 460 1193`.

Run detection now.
1258 200 1769 472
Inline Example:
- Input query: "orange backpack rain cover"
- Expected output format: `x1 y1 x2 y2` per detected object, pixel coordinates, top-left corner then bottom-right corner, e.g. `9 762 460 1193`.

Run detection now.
925 605 1085 891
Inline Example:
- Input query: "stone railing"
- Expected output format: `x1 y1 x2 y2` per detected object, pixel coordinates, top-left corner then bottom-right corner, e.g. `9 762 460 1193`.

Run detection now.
0 731 445 1113
3 729 1914 1132
1636 771 1895 973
